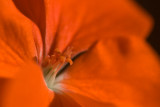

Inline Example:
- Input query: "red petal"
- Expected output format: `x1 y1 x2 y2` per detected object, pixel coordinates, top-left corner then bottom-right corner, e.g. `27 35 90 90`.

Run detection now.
0 0 43 78
49 92 81 107
13 0 46 41
47 0 153 54
56 36 160 106
0 61 53 107
50 91 115 107
12 0 153 55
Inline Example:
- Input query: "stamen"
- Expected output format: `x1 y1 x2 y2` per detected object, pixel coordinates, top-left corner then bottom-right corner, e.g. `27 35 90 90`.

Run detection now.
66 58 73 65
42 48 73 90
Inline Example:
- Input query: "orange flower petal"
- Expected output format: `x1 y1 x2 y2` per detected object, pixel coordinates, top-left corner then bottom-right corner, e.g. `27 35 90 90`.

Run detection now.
0 61 53 107
56 36 160 106
50 91 115 107
13 0 46 41
0 0 43 77
12 0 153 55
46 0 153 54
1 0 158 106
0 1 53 105
49 92 81 107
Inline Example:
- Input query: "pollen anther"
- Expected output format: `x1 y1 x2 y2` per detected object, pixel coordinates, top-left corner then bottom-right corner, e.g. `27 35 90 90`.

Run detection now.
42 48 73 90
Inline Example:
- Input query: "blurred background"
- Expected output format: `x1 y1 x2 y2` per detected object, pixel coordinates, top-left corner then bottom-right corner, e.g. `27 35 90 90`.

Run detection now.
136 0 160 54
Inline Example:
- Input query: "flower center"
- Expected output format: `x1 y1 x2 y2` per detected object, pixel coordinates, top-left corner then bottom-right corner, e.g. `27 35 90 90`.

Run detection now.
41 48 73 90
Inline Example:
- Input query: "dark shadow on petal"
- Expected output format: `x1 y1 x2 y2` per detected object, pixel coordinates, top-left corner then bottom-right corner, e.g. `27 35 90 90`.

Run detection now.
0 78 9 107
56 51 86 77
12 0 46 53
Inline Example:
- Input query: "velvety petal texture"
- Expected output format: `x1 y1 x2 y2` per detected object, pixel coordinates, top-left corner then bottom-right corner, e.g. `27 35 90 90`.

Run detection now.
0 0 43 77
12 0 153 55
47 0 153 54
0 1 52 107
0 61 53 107
0 0 159 107
57 36 160 107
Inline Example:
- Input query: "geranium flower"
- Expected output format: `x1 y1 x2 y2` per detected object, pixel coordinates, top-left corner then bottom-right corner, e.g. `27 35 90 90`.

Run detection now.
0 0 160 107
